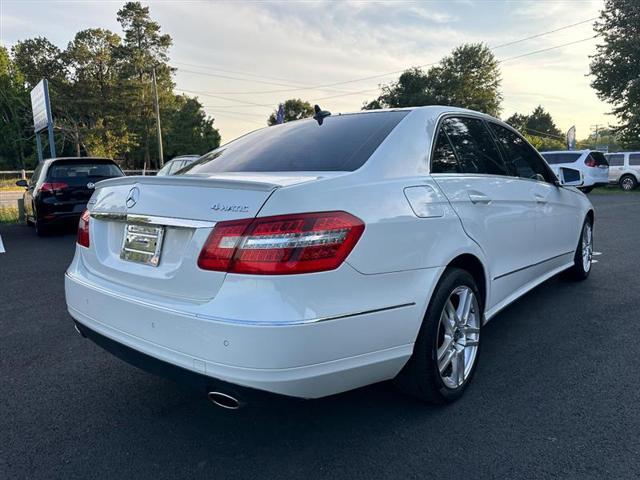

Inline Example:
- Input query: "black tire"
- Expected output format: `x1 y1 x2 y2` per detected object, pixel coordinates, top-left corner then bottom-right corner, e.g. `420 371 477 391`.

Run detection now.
35 219 50 237
395 268 482 404
579 186 593 194
566 216 593 281
619 175 637 191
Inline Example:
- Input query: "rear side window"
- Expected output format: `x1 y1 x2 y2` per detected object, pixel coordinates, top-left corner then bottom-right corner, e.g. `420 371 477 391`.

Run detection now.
607 154 624 166
489 123 554 182
439 117 507 175
48 161 122 181
588 152 608 166
630 154 640 166
183 111 409 173
541 152 581 164
431 129 459 173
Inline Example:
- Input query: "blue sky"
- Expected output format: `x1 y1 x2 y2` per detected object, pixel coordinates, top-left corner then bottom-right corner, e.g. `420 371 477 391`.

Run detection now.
1 0 607 143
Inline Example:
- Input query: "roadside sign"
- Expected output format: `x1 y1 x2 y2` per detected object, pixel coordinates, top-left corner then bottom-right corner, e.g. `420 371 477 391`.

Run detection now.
30 80 51 133
596 145 609 153
29 79 56 161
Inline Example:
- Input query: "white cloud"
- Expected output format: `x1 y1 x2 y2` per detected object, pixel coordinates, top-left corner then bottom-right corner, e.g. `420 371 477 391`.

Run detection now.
1 0 611 143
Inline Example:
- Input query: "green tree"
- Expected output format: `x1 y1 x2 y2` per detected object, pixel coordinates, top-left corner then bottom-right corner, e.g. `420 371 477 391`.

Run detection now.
163 95 221 157
363 44 502 116
0 46 31 168
63 28 132 158
116 1 173 167
267 98 314 125
506 105 562 137
590 0 640 149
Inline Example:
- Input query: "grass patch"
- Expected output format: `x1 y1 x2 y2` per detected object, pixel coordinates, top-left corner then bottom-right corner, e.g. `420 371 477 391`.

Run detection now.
0 205 20 224
0 178 24 192
591 186 640 195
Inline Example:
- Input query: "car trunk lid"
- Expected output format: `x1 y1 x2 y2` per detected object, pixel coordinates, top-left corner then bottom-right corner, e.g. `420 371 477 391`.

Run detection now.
81 173 322 301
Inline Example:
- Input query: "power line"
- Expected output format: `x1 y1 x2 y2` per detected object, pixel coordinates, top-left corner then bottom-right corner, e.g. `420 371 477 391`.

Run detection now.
489 17 597 50
498 36 597 63
173 16 599 98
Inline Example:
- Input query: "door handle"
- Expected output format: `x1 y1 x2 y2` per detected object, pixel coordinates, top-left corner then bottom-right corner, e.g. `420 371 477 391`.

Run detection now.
534 194 548 204
468 192 491 204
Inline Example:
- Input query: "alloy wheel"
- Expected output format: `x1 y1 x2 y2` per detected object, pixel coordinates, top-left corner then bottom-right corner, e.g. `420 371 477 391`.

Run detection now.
436 286 480 389
582 222 593 273
621 177 635 191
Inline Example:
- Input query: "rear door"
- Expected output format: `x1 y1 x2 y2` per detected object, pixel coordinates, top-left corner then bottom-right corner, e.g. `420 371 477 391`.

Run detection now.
629 153 640 181
430 116 537 306
606 154 624 182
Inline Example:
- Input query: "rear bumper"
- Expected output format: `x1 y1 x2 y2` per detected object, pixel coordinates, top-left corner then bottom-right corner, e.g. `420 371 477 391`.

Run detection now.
73 320 286 405
65 269 429 399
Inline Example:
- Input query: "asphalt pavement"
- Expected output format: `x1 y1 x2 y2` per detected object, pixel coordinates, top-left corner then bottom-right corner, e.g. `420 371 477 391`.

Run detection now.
1 193 639 479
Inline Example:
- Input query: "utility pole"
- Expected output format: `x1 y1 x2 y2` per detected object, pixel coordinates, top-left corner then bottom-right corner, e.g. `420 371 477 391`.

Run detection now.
152 68 164 168
590 124 604 147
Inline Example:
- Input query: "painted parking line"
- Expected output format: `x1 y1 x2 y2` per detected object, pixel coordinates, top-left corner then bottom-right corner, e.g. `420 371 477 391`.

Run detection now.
0 234 5 253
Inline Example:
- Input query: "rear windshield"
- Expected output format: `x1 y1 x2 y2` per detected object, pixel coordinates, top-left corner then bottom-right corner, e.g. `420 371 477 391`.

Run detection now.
541 152 581 164
180 111 409 173
48 160 123 180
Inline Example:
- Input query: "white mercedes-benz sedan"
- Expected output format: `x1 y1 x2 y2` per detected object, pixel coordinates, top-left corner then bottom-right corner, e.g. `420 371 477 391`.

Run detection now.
65 106 594 408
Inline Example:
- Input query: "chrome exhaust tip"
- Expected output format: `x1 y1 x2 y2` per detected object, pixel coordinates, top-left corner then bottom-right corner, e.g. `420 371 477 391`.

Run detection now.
74 323 86 338
207 391 242 410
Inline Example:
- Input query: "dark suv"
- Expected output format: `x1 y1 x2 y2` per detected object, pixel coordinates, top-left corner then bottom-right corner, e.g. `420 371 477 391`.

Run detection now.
16 157 124 235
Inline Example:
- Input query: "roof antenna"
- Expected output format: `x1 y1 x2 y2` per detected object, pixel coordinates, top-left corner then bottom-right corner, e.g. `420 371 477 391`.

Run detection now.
313 104 331 125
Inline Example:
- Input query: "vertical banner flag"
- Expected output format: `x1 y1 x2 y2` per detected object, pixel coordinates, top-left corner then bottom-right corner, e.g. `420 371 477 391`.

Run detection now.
566 126 576 151
276 103 285 124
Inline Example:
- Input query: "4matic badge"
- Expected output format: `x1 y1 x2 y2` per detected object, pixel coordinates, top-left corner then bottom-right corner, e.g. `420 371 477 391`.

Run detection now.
211 203 249 213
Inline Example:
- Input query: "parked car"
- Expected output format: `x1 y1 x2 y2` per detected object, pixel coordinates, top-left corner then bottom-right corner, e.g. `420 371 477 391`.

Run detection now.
66 107 593 407
605 152 640 191
16 157 124 236
156 155 200 176
540 150 609 193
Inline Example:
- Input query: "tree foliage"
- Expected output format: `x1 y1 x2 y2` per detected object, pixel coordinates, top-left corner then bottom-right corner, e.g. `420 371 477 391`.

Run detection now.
1 1 220 169
505 105 564 151
590 0 640 149
363 44 502 116
267 99 314 125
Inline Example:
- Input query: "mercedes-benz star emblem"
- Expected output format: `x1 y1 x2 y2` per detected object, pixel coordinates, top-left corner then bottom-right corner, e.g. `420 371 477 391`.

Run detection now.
126 186 140 208
86 182 95 190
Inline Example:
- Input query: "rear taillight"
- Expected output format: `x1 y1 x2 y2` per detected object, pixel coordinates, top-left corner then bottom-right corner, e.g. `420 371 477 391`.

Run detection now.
584 158 597 167
77 209 90 247
198 211 364 274
40 182 68 193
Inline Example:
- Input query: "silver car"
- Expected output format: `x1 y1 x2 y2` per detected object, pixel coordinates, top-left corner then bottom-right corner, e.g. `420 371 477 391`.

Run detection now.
605 152 640 191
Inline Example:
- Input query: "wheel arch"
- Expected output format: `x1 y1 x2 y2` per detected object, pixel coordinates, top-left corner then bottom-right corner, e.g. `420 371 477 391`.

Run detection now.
444 253 488 312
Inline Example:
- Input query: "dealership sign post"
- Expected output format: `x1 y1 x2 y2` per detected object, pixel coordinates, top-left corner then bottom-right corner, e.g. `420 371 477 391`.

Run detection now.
30 79 56 162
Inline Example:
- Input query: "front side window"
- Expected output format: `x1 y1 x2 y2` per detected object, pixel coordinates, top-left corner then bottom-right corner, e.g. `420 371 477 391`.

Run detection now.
628 154 640 166
489 123 554 182
30 163 43 186
606 154 624 167
440 117 507 175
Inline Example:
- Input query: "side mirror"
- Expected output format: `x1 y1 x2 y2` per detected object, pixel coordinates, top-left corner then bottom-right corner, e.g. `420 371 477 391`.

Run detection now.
557 167 583 187
15 179 28 188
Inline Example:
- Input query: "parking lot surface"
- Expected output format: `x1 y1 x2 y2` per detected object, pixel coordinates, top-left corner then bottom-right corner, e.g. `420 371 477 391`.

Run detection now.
1 193 639 479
